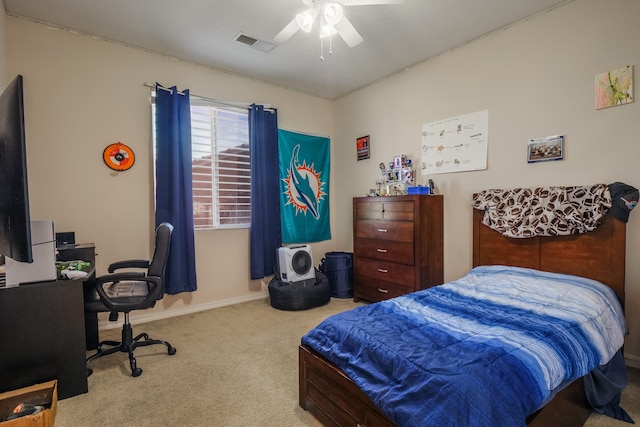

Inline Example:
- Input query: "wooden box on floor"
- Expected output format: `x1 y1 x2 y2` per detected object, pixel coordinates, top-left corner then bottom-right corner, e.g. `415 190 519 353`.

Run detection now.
0 381 57 427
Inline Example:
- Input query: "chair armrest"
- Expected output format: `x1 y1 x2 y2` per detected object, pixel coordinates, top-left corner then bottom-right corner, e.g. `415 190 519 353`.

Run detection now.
95 272 146 283
93 273 161 311
108 259 150 273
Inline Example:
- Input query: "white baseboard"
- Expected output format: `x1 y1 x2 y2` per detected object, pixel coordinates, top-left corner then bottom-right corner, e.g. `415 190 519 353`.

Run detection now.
98 291 269 331
625 353 640 369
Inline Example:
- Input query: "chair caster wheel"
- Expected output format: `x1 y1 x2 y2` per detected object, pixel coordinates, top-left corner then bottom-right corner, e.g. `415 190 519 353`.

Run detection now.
132 368 143 377
168 346 177 355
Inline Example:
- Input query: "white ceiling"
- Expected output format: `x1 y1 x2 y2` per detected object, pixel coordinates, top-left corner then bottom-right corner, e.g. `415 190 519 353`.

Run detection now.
3 0 570 100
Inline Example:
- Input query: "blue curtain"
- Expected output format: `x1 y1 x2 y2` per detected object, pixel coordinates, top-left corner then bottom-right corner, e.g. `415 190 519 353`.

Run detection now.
249 104 281 279
154 83 197 294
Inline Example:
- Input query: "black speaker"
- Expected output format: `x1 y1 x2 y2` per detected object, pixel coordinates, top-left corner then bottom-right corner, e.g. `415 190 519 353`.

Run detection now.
277 245 315 285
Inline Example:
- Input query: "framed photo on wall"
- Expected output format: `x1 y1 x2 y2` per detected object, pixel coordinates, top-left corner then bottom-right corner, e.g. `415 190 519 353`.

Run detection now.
595 65 634 110
527 135 564 163
356 135 370 161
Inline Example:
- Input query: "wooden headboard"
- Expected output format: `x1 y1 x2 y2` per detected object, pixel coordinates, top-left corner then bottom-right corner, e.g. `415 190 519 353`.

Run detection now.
472 208 626 305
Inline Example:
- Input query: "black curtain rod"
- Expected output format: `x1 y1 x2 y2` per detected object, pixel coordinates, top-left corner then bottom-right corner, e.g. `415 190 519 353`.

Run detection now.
144 82 274 112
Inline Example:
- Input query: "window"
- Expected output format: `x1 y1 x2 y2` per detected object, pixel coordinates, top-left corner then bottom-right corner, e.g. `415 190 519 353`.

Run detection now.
191 99 250 229
154 95 251 230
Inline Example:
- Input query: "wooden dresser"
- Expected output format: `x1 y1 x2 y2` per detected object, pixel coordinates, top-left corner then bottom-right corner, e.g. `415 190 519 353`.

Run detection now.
353 195 443 303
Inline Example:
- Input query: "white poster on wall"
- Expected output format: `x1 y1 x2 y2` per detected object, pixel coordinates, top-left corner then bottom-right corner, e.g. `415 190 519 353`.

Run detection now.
421 110 488 175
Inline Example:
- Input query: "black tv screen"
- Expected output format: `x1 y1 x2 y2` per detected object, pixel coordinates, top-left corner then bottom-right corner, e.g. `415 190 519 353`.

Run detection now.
0 75 32 263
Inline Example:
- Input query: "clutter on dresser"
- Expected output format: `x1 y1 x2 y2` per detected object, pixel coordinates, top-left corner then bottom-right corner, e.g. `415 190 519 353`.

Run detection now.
408 185 431 195
407 178 436 195
373 154 415 196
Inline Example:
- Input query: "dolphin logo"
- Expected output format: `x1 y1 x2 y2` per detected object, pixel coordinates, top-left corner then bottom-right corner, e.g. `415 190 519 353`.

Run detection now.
288 145 320 219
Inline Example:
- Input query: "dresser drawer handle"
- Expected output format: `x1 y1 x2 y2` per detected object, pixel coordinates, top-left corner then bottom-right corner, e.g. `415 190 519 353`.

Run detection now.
377 229 388 233
377 288 389 293
377 268 388 273
376 248 388 253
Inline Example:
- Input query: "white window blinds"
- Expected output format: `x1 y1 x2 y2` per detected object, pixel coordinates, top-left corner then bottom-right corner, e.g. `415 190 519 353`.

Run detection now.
191 99 250 230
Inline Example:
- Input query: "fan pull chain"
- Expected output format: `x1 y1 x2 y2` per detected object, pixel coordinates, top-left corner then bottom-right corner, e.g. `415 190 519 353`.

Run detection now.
320 34 334 61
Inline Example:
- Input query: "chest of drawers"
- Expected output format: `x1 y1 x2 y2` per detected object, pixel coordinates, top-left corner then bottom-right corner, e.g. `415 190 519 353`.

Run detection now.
353 195 443 302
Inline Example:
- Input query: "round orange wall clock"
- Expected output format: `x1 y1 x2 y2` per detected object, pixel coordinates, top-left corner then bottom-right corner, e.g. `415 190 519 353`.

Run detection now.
103 142 135 171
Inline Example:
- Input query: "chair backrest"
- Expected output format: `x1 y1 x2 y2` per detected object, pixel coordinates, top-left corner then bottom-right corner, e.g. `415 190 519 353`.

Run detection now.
148 223 174 283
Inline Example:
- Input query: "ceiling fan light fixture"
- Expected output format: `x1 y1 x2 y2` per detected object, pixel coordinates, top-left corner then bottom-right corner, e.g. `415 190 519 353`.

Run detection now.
275 0 405 56
323 3 343 26
320 24 337 38
295 9 317 32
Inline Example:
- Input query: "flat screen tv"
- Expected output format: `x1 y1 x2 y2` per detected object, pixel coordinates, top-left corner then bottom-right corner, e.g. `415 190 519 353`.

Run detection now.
0 75 32 263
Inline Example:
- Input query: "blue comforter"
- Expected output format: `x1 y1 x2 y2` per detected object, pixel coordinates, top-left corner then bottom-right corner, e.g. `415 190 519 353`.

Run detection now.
302 265 627 427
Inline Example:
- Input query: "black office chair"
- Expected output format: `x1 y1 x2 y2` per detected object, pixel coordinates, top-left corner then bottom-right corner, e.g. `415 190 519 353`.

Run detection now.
85 222 176 377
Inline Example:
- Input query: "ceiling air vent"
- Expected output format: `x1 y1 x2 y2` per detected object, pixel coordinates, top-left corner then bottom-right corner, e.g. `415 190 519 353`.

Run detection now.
233 32 275 53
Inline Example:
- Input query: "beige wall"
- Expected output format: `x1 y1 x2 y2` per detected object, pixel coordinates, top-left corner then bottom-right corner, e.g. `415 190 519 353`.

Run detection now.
0 2 7 85
333 0 640 366
6 17 335 322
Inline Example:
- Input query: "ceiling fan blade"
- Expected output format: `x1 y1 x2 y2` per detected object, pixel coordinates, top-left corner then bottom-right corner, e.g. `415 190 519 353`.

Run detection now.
273 17 300 43
339 0 405 5
334 15 364 47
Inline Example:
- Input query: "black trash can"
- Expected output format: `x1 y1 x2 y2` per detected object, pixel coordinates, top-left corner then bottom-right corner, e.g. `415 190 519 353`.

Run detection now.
319 252 353 298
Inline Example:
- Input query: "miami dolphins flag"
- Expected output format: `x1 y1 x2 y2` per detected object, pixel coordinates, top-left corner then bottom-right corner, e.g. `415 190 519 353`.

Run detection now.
278 129 331 243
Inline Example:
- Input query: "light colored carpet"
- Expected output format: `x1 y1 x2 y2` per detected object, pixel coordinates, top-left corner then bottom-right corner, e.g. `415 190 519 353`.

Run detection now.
55 297 639 426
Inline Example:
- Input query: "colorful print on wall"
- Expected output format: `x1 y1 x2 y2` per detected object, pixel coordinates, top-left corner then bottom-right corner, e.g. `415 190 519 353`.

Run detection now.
595 65 634 110
356 135 370 161
278 129 331 244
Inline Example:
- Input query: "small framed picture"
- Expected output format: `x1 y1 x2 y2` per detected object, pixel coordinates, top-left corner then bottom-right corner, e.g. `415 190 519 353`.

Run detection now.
356 135 370 161
595 65 633 110
527 135 564 163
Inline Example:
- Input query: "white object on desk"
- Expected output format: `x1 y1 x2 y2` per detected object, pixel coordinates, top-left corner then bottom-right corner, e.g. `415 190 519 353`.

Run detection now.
5 220 57 286
61 269 88 279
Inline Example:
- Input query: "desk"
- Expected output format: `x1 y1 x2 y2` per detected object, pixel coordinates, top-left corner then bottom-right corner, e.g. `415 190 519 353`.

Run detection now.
0 244 96 400
56 244 99 350
0 278 88 399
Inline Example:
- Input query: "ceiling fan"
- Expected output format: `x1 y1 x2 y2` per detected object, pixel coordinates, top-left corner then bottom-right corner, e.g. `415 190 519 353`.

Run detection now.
273 0 405 48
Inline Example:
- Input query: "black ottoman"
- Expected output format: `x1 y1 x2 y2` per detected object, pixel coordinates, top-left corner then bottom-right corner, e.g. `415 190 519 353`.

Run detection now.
268 271 330 311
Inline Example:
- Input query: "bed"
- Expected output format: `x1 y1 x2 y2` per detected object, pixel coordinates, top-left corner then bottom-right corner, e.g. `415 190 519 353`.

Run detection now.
298 207 628 427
